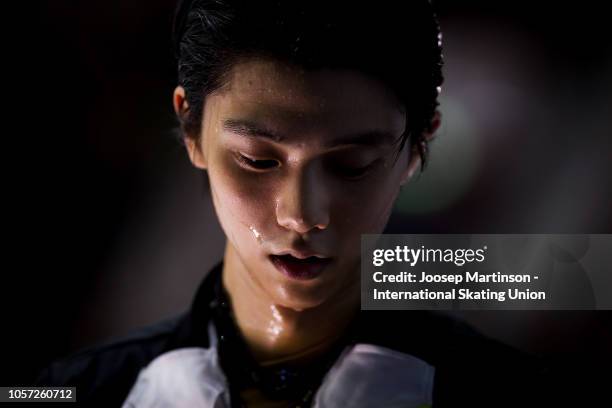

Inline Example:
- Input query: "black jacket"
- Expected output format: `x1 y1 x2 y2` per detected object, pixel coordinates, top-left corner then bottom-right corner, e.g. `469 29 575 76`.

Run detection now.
37 263 550 407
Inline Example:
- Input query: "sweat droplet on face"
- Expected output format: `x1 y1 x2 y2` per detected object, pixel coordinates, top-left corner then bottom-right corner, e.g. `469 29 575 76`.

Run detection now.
249 225 263 244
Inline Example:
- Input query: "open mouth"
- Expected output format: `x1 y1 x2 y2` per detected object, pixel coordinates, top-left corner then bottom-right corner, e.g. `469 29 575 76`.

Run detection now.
269 254 332 280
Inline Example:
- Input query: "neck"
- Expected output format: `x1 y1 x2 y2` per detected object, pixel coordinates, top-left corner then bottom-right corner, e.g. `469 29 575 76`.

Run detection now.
222 244 359 363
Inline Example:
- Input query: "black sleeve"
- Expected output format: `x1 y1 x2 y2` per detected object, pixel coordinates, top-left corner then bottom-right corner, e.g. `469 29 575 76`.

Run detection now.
432 332 549 408
357 311 551 407
35 349 144 406
35 315 184 406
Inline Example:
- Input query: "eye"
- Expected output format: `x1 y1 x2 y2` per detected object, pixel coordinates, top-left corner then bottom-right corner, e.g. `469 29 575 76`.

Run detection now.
333 160 380 180
235 153 280 171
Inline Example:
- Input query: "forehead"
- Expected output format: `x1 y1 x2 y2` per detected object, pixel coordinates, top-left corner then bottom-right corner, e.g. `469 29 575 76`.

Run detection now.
209 58 406 140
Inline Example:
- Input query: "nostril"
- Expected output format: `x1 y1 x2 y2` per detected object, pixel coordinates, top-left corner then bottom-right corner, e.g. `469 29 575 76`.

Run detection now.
277 216 315 234
274 181 330 233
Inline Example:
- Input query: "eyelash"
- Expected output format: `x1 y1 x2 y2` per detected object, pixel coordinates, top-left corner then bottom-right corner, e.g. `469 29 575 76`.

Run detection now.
234 152 379 180
332 160 380 180
235 153 280 171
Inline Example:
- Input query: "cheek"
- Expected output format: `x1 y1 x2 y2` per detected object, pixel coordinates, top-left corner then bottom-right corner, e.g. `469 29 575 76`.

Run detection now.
332 174 402 235
207 154 277 245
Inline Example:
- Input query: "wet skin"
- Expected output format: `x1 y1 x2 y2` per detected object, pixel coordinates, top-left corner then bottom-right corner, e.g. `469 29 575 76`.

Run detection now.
175 58 438 361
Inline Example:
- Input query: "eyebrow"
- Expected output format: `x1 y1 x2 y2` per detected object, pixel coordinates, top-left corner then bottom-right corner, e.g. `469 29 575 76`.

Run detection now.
222 118 400 147
223 119 284 142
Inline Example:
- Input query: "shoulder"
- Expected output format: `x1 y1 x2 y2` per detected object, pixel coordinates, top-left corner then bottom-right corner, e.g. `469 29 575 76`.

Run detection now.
357 310 528 361
356 311 547 407
34 265 221 405
35 313 187 405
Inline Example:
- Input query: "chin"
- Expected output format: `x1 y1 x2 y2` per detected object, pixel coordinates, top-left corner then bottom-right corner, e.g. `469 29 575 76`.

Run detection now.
270 282 332 312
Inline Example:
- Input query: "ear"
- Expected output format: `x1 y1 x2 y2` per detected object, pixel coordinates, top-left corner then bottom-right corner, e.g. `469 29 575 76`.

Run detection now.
399 110 441 186
173 86 207 170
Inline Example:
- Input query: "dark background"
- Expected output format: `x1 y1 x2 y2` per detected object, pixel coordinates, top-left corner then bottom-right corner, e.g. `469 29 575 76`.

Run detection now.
5 0 611 391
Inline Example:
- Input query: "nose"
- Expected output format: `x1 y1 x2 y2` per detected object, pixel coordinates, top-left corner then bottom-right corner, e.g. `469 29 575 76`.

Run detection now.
275 165 330 234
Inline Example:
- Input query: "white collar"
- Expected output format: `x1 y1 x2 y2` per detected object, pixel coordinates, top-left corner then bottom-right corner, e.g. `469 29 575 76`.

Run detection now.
122 322 435 408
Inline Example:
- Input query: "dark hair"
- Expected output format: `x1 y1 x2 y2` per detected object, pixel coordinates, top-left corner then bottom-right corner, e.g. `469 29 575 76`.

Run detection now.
172 0 443 168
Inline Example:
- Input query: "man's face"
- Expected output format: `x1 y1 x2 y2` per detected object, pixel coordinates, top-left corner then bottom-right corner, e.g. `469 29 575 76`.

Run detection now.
183 59 418 311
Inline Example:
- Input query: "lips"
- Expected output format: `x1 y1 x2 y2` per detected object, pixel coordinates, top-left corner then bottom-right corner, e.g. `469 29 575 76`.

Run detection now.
269 254 332 280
